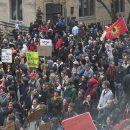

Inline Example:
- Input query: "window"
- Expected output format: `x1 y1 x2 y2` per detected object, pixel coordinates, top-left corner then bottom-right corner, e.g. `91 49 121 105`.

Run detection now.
114 0 125 13
46 4 62 24
79 0 95 17
10 0 23 21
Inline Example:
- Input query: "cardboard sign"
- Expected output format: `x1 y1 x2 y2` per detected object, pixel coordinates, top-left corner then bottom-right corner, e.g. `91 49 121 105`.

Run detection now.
38 39 52 56
40 39 52 46
2 49 12 63
5 121 15 130
23 105 47 128
39 123 51 130
62 112 97 130
37 46 52 56
26 52 39 68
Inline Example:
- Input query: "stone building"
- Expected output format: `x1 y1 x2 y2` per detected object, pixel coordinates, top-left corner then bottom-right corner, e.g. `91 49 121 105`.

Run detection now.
0 0 129 26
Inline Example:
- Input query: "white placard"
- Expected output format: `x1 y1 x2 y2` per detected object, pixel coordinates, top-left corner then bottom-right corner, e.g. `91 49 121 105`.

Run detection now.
2 49 12 63
40 39 52 46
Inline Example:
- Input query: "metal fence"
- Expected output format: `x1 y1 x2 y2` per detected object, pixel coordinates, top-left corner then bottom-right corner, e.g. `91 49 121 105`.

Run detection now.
0 21 29 37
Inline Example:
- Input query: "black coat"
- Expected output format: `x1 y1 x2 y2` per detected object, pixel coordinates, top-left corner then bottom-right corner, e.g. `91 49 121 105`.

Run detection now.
48 98 62 117
126 66 130 75
24 94 38 110
122 74 130 96
75 97 84 114
97 106 120 124
63 111 77 119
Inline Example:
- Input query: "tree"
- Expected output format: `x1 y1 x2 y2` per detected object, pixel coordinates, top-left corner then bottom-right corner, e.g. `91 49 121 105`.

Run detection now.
97 0 112 18
97 0 117 21
96 0 123 22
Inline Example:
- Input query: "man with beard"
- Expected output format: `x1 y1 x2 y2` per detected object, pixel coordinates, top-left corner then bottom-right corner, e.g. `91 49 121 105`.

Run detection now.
97 99 120 124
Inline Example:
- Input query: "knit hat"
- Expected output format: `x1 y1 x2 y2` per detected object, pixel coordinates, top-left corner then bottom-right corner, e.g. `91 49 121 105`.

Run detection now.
88 78 98 86
29 72 37 78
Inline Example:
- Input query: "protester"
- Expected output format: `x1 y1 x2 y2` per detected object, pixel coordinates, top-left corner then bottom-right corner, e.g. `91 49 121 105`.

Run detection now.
0 14 130 130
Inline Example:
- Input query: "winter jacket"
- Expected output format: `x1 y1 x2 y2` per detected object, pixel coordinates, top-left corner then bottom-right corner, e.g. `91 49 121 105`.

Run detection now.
77 65 85 76
64 84 77 101
115 66 126 83
56 38 63 50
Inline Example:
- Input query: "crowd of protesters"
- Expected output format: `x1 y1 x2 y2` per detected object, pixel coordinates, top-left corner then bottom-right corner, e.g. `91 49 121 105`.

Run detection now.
0 9 130 130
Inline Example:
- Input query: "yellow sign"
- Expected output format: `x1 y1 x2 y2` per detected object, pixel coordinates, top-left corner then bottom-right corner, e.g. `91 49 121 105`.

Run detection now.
26 52 39 68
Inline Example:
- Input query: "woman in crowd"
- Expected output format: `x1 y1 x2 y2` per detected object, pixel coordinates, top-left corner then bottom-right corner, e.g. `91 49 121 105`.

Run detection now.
0 14 130 130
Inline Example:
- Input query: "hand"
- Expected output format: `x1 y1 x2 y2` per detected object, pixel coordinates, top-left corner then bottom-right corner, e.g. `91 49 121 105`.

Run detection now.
97 106 102 111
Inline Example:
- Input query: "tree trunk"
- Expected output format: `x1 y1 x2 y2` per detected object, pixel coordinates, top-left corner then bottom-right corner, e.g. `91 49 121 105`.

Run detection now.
127 12 130 25
127 0 130 24
128 0 130 4
97 0 112 19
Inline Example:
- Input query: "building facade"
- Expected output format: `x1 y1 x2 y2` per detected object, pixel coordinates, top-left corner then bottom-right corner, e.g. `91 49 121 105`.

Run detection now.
0 0 129 26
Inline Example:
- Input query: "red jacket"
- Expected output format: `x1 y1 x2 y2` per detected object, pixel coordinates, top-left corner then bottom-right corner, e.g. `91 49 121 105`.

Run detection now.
28 44 37 51
56 38 63 50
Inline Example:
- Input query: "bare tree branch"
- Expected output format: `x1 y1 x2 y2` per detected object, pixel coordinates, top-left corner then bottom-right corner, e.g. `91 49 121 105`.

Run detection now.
127 0 130 24
97 0 112 18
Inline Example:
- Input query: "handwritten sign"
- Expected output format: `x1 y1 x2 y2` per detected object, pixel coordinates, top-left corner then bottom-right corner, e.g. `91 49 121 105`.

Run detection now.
38 39 52 56
62 112 97 130
2 49 12 63
26 52 39 68
37 46 52 56
40 39 52 46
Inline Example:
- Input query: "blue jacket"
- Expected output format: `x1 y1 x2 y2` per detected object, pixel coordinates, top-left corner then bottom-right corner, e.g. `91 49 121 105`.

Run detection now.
76 65 85 76
58 19 66 31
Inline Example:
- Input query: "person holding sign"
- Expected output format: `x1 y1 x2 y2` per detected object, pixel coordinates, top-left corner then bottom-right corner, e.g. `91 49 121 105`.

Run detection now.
28 39 37 52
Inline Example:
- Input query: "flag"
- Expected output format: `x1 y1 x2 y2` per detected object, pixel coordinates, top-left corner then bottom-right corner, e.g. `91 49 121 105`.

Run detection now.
104 17 128 40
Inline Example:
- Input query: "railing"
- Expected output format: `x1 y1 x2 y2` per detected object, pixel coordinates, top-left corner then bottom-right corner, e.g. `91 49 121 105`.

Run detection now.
84 20 112 28
0 21 29 37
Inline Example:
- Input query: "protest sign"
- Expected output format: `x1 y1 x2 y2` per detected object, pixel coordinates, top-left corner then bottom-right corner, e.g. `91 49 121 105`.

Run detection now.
2 49 12 63
37 46 52 56
26 52 39 68
37 39 52 56
23 105 47 128
4 121 15 130
39 123 51 130
40 39 52 46
62 112 97 130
